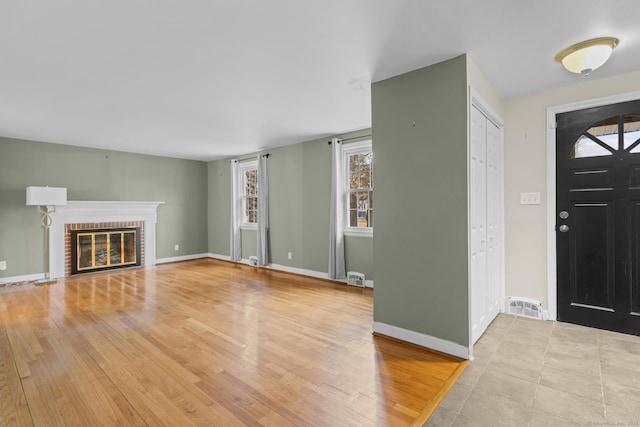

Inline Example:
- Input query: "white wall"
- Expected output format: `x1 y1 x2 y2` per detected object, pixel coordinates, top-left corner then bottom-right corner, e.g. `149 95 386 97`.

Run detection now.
504 69 640 311
467 56 505 117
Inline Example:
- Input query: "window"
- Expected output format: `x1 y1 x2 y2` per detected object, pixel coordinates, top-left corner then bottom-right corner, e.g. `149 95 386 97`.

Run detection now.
570 115 640 158
239 160 258 228
624 115 640 152
343 140 373 236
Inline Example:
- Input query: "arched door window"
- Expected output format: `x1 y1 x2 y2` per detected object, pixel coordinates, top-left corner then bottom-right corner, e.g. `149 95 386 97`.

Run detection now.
571 115 640 158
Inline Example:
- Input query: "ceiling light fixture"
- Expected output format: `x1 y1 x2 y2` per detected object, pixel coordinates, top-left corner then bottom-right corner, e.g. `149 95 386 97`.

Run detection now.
555 37 619 75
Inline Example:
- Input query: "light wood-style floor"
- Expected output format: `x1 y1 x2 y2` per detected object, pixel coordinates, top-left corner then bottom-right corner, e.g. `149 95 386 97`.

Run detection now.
0 259 465 426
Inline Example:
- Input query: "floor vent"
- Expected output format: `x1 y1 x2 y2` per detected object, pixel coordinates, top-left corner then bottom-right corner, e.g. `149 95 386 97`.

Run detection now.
346 271 365 287
506 296 543 320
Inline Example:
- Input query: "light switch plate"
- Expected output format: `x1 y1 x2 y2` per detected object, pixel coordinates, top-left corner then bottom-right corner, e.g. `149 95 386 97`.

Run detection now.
520 192 541 205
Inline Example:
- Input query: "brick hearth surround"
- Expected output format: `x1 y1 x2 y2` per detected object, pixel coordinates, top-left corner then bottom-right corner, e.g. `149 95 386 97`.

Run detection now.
65 222 145 277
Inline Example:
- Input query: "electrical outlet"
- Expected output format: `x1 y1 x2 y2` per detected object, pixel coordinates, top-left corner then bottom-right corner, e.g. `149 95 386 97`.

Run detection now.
174 244 179 251
0 260 6 271
287 252 292 260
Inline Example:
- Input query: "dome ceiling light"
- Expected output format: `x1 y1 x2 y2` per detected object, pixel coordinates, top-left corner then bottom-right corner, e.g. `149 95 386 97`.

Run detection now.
555 37 619 75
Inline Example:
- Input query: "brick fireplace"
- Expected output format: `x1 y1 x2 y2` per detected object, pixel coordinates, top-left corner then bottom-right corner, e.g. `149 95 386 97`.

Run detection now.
65 221 144 276
49 201 163 279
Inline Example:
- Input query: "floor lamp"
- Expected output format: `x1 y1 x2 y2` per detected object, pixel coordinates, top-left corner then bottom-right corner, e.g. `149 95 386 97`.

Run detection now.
26 186 67 284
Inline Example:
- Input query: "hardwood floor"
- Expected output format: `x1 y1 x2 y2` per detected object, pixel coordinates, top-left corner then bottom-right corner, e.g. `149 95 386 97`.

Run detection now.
0 259 465 426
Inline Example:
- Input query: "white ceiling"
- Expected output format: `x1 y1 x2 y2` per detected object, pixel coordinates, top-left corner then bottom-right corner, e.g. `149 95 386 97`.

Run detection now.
1 1 639 161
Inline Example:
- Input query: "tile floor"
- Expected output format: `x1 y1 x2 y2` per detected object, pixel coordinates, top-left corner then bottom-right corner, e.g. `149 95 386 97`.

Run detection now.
426 314 640 426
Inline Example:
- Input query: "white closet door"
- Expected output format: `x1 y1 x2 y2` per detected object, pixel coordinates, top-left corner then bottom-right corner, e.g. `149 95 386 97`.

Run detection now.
486 118 501 328
470 104 502 344
470 105 488 344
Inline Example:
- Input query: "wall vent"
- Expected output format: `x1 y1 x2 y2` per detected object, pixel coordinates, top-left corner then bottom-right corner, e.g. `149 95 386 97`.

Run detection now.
506 296 543 320
346 271 365 287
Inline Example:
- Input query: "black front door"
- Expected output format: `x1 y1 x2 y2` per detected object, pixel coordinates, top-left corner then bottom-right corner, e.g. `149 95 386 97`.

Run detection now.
557 99 640 335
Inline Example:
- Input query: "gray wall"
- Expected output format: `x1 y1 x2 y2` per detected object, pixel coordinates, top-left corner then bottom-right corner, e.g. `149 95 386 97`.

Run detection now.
371 55 469 346
207 158 231 256
207 129 374 280
0 137 208 278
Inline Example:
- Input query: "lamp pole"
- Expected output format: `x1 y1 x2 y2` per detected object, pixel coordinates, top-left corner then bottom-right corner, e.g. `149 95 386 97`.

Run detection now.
35 205 56 284
26 186 68 285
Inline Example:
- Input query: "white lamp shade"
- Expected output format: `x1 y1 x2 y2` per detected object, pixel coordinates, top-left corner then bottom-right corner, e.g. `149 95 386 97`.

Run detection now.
26 186 68 206
561 45 614 74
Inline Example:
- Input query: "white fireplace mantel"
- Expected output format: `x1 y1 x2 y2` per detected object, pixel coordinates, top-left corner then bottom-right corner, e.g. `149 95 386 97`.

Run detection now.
49 201 164 279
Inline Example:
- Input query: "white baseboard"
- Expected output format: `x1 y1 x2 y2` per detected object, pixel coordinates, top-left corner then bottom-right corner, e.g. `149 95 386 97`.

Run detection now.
156 253 209 264
207 253 231 261
262 263 375 288
372 321 470 360
341 278 374 288
267 263 331 280
207 254 255 266
206 255 374 288
2 254 205 282
0 273 45 285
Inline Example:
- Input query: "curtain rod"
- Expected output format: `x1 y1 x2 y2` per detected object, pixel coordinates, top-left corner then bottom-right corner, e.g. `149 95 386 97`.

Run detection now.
327 135 372 145
230 153 269 163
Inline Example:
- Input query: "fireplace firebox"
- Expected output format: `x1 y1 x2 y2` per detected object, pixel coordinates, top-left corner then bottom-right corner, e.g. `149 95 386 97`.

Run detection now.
70 227 141 275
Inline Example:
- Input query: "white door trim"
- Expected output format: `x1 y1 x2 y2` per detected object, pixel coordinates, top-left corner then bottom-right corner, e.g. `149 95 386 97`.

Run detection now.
546 90 640 321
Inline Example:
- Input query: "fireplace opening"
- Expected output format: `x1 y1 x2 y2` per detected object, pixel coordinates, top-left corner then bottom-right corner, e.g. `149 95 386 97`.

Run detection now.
70 227 141 275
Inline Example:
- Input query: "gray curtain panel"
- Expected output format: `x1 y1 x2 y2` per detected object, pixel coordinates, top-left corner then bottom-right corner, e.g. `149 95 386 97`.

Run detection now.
328 138 346 279
229 159 242 262
256 154 269 266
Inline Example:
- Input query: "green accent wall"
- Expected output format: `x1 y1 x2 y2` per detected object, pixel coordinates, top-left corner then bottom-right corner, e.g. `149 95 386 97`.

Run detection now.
207 159 231 256
0 137 208 278
241 229 258 260
262 142 306 267
371 55 469 346
207 129 374 280
344 236 373 279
